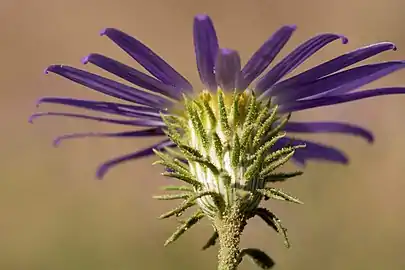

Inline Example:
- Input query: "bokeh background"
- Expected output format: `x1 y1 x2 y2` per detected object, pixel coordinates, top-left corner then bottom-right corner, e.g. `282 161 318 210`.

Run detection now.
2 0 405 269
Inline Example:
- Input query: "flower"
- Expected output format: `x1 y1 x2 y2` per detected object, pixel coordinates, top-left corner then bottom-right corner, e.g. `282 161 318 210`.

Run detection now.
31 15 405 267
31 14 405 179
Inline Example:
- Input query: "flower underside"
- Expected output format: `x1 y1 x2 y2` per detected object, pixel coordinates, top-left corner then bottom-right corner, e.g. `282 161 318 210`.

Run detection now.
153 89 304 249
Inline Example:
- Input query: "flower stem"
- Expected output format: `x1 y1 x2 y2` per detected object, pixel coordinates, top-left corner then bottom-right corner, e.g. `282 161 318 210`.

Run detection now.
215 201 247 270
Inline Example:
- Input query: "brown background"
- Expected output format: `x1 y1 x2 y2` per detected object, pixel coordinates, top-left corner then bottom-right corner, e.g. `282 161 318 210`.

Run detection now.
2 0 405 269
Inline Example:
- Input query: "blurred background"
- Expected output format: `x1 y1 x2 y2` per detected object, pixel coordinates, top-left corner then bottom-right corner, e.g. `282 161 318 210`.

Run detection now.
2 0 405 269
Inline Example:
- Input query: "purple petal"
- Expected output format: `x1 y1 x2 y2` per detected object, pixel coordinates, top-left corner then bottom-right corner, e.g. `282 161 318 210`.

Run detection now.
276 137 349 165
283 122 374 143
53 128 165 146
273 61 405 103
45 65 173 108
279 87 405 113
215 48 242 92
238 25 296 89
29 112 165 127
193 14 219 91
272 42 397 93
37 97 165 120
83 54 183 100
256 33 348 95
101 28 192 92
96 139 174 179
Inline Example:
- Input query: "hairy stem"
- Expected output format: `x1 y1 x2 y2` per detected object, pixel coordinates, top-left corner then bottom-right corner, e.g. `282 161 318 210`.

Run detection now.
215 201 247 270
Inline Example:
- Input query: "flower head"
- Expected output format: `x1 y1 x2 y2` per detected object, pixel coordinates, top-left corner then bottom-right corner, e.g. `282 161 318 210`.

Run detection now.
31 14 405 265
31 15 405 179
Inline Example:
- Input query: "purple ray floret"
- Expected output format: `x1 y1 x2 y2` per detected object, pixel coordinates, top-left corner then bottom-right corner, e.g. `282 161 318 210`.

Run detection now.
255 33 348 94
82 54 183 100
215 48 242 92
100 28 193 92
37 97 165 119
238 25 296 90
45 65 173 108
271 42 396 93
96 139 174 179
31 14 405 178
193 14 219 91
272 61 405 104
53 128 165 147
283 122 374 143
276 137 349 165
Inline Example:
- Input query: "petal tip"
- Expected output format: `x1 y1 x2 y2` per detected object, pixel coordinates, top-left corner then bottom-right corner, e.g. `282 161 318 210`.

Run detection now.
334 152 350 164
52 138 62 147
43 67 51 74
100 28 117 37
44 65 62 74
284 24 297 31
35 98 45 107
96 165 108 180
28 114 37 124
195 14 210 21
340 35 349 44
81 55 90 64
219 48 237 55
342 158 349 165
99 28 108 36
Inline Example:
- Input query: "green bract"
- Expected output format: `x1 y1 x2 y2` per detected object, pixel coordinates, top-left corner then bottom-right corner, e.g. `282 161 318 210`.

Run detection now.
153 89 305 252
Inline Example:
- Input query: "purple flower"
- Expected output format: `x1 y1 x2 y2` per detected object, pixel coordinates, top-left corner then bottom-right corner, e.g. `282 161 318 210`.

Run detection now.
31 14 405 179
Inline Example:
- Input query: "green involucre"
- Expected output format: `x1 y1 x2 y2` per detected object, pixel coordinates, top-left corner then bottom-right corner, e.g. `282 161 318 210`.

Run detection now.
153 89 305 248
